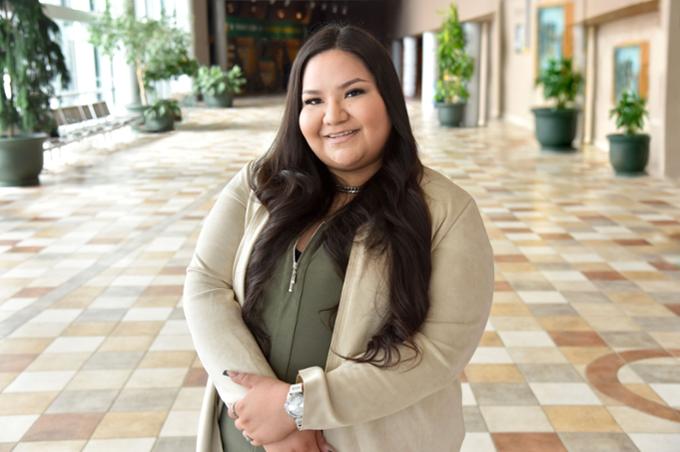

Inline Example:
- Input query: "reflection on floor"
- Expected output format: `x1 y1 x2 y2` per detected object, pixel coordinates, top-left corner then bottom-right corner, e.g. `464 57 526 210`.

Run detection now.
0 97 678 451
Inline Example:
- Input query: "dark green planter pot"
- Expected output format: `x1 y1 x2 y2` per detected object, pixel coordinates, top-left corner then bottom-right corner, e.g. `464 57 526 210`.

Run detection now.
205 93 233 108
126 103 148 117
436 102 466 127
143 114 175 133
532 107 579 150
608 133 649 175
0 133 46 187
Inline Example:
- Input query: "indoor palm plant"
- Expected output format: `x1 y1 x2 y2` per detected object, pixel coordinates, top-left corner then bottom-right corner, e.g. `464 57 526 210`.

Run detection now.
434 4 473 127
0 0 70 186
89 1 196 115
195 65 246 108
608 90 649 175
533 57 583 150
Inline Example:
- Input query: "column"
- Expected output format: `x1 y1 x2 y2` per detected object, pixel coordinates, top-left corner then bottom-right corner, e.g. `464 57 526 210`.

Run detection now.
583 25 597 144
478 21 489 127
402 36 417 98
661 0 680 177
421 31 438 115
391 39 403 83
463 22 481 127
489 13 502 119
214 0 227 69
191 0 211 66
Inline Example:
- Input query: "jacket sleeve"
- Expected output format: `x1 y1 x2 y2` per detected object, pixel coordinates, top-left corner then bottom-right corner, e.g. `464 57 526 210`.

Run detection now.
183 163 276 405
296 198 494 429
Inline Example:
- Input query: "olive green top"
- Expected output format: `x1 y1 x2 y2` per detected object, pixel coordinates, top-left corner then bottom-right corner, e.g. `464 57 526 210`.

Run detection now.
219 226 343 451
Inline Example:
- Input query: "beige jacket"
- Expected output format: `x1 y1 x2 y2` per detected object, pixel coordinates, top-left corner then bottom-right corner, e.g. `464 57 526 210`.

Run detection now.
183 163 494 452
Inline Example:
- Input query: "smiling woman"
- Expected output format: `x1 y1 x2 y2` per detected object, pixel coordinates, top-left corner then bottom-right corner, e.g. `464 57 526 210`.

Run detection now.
183 24 494 452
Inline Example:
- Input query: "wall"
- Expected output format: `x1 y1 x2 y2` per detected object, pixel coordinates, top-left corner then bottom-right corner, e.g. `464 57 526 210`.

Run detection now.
392 0 498 37
501 0 539 129
593 11 664 175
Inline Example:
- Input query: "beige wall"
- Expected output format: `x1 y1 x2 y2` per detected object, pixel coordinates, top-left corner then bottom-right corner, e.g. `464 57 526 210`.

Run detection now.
501 0 540 129
393 0 454 37
392 0 499 37
593 11 664 175
579 0 658 24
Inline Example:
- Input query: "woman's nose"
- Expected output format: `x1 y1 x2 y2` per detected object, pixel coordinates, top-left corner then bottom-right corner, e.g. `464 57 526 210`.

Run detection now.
323 100 348 125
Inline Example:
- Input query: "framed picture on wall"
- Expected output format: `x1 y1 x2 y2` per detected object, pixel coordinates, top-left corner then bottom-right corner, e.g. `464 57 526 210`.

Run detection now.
536 2 573 72
613 42 649 101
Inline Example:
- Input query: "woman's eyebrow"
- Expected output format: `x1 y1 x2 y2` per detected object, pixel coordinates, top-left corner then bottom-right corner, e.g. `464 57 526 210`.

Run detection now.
302 77 368 95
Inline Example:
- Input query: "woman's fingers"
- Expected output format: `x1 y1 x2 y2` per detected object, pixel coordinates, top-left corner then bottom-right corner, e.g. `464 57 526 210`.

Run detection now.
314 430 335 452
226 402 237 420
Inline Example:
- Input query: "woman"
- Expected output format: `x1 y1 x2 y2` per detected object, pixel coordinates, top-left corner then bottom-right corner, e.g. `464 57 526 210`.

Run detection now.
183 24 494 452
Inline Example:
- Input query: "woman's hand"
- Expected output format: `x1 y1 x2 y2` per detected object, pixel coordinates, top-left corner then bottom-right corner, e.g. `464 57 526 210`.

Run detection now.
263 430 334 452
228 371 298 445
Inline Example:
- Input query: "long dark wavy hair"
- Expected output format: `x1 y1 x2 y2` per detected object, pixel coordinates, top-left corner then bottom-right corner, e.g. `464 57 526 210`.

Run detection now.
242 24 432 368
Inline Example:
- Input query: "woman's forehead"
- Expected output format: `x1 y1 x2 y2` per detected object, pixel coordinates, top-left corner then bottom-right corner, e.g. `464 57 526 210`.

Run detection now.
302 49 374 88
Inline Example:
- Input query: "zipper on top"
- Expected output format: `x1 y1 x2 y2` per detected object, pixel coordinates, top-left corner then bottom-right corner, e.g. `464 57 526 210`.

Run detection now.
288 221 325 292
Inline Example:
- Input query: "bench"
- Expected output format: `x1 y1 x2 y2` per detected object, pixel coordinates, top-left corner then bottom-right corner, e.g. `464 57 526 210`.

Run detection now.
44 101 138 151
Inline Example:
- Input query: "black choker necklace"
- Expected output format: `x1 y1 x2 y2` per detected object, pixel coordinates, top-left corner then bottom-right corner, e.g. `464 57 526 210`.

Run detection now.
335 183 362 194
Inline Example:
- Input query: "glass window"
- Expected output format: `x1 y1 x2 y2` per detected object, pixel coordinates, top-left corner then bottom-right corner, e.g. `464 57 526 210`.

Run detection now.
51 18 116 109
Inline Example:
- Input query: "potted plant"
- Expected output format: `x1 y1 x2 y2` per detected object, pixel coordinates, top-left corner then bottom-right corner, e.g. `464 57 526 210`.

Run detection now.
0 0 70 186
141 99 180 133
608 90 649 175
195 65 246 108
89 1 196 113
532 57 583 150
434 4 474 127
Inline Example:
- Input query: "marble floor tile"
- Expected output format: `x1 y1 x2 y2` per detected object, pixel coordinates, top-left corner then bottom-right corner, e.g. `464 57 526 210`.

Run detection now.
151 436 196 452
11 440 87 452
82 437 156 452
530 383 602 405
111 388 177 412
471 383 539 406
492 432 566 451
92 412 166 439
543 406 621 432
558 432 639 452
4 371 75 393
22 413 103 441
628 433 680 452
0 414 39 442
480 406 553 432
46 390 118 413
460 432 496 452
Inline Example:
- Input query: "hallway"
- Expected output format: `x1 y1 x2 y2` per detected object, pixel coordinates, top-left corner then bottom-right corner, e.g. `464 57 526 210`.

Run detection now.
0 97 679 451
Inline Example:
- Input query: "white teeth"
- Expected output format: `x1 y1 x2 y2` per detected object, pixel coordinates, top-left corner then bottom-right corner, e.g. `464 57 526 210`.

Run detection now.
327 130 356 138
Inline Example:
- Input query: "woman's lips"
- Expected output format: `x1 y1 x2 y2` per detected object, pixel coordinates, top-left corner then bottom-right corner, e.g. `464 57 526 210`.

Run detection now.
324 129 359 144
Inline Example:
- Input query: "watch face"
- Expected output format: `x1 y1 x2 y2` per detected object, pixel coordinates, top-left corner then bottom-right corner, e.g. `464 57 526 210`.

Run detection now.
287 395 304 417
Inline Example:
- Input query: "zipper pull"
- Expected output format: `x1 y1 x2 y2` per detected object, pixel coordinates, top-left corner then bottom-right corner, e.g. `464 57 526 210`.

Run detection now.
288 260 298 292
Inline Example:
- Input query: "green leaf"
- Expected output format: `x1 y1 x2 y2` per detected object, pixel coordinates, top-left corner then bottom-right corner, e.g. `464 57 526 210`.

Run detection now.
535 57 583 109
0 0 70 135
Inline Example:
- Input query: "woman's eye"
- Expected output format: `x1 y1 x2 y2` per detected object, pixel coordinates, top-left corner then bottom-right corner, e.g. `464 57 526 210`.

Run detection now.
303 98 321 105
346 88 365 98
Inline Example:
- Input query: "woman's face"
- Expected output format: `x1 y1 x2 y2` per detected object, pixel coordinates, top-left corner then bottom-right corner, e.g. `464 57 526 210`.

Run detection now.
299 49 391 186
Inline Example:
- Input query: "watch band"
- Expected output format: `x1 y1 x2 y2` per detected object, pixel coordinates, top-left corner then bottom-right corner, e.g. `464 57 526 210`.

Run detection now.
284 383 304 430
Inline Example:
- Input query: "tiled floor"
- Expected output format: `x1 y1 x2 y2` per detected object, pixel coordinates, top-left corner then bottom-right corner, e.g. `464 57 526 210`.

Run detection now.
1 97 679 451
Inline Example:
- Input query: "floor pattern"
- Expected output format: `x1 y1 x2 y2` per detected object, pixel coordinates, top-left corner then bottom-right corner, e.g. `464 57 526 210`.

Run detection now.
0 97 679 451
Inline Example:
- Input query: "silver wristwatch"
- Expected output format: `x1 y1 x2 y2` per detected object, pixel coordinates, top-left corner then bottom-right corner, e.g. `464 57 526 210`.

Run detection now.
284 383 304 430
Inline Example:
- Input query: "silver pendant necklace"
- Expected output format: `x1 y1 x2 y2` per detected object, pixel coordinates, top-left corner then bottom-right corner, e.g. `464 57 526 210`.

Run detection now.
335 184 362 194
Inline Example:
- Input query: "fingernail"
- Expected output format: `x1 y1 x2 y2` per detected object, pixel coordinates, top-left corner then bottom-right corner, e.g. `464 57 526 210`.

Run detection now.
222 370 230 376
